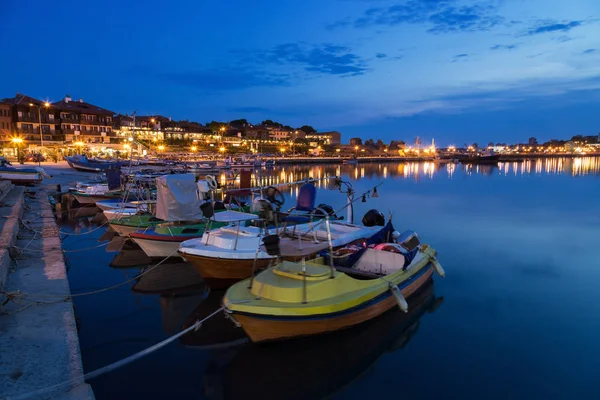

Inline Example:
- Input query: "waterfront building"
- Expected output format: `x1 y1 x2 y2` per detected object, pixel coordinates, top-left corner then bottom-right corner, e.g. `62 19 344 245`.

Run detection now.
0 101 13 143
305 131 341 145
52 95 114 144
0 93 62 145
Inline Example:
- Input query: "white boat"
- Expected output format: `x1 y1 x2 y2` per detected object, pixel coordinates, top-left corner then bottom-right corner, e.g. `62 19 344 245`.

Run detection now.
178 210 381 287
0 166 45 185
103 208 139 220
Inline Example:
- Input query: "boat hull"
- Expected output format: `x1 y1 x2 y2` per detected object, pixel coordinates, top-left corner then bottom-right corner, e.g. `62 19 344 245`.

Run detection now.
108 223 140 237
230 266 434 342
130 235 185 258
0 170 43 185
179 252 273 289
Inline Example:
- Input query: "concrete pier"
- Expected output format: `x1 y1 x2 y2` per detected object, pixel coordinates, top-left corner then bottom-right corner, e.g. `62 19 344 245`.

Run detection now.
0 182 94 399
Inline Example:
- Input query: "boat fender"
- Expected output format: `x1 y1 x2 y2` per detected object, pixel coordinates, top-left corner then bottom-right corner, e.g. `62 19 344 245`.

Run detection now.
390 285 408 313
431 257 445 278
374 243 403 253
205 175 218 190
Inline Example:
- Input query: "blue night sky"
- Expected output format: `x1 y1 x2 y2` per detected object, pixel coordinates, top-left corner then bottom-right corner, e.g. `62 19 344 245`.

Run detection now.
1 0 599 145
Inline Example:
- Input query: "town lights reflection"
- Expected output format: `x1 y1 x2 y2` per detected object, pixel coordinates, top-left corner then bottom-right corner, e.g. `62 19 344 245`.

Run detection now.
207 157 600 194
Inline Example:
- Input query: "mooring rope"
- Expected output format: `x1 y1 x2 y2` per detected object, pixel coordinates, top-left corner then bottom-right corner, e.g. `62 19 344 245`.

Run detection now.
6 306 228 400
2 248 180 305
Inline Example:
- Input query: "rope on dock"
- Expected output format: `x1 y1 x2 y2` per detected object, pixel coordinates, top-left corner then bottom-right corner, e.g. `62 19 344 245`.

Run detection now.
6 306 228 400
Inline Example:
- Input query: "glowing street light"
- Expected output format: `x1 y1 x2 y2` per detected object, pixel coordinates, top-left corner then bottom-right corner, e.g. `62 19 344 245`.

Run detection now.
29 101 51 164
158 145 165 151
191 146 197 152
219 146 226 153
11 137 23 144
74 141 84 147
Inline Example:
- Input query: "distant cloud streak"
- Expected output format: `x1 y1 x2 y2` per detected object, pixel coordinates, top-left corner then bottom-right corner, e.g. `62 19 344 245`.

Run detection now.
583 49 596 54
237 43 369 77
490 43 519 50
328 0 504 34
525 20 583 35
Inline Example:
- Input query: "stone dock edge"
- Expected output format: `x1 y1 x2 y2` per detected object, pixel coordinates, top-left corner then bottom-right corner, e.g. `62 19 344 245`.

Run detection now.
0 185 94 400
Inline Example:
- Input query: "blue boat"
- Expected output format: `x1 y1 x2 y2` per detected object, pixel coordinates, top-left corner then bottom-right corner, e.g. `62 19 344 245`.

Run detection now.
65 154 123 172
0 166 44 185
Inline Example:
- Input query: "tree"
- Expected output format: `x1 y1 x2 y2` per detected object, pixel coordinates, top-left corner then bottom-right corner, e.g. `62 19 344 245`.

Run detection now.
205 121 227 133
364 139 376 147
298 125 317 134
229 119 248 129
261 119 283 128
376 139 385 149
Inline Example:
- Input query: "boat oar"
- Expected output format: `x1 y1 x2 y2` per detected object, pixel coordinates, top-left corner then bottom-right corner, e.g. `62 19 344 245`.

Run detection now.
390 284 408 313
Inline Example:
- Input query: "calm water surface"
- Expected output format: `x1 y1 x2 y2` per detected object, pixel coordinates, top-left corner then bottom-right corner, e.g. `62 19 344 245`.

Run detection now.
61 158 600 400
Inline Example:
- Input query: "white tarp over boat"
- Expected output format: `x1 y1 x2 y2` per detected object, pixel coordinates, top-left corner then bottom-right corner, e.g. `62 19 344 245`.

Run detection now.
156 174 203 221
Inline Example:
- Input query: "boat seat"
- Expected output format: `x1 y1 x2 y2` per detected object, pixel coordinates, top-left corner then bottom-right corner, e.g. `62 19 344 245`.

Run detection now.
274 261 331 281
354 248 405 275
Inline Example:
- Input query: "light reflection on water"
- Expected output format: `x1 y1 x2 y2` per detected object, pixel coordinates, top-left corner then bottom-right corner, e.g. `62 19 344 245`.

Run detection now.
63 157 600 400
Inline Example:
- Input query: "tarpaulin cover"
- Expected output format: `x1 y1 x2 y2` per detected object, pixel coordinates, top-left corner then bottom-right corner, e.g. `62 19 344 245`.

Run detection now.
155 174 203 221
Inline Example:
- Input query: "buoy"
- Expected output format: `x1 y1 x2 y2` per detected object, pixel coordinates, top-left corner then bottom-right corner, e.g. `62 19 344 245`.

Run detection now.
431 257 445 278
390 285 408 313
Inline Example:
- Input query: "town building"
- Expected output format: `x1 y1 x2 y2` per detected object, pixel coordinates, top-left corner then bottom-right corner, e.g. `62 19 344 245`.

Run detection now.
0 102 13 143
305 131 341 145
52 95 115 144
0 93 61 145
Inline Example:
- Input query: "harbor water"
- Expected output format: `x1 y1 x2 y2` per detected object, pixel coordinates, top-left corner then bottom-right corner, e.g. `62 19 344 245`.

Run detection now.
60 158 600 400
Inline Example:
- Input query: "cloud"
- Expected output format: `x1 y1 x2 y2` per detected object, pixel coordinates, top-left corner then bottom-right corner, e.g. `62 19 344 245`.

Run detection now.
451 53 469 62
525 20 583 36
490 43 519 51
157 69 290 91
427 5 503 33
375 52 387 58
328 0 503 33
553 35 572 42
583 49 596 54
238 43 369 76
228 106 272 113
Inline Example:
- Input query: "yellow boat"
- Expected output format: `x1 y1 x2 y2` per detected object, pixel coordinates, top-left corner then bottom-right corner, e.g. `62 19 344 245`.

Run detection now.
224 240 444 342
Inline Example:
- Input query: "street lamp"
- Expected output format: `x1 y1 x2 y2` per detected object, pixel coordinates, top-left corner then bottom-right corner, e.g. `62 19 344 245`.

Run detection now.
158 145 165 151
29 102 51 165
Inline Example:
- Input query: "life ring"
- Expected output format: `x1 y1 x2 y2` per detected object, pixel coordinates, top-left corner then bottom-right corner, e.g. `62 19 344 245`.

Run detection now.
205 175 218 190
374 243 403 253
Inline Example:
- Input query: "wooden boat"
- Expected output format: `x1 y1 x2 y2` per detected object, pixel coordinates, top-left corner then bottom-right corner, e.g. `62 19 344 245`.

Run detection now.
179 216 380 288
130 219 227 258
65 154 123 172
194 281 441 400
0 166 44 185
108 213 163 236
223 227 444 342
179 182 378 288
